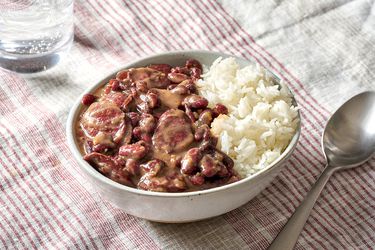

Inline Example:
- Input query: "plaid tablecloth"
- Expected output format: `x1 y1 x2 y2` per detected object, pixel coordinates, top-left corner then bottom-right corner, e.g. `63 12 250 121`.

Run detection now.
1 0 375 249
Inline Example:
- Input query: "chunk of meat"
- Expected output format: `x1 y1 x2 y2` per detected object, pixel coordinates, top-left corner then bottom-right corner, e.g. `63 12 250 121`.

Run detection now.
84 152 134 186
138 160 187 192
102 92 133 110
138 173 187 192
119 141 148 160
84 152 117 175
140 159 164 176
152 89 185 109
183 94 208 109
124 158 139 176
128 67 170 89
152 109 194 153
170 84 189 95
81 101 125 139
180 148 201 175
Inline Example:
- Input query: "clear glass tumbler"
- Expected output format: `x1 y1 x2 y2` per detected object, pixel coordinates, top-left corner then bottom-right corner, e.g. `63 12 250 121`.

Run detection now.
0 0 74 73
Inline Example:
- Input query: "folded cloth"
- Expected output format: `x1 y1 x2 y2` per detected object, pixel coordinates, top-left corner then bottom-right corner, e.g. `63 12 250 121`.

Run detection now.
0 0 374 249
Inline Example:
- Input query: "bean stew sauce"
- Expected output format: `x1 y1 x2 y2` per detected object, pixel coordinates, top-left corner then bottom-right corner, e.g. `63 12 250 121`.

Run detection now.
76 59 240 192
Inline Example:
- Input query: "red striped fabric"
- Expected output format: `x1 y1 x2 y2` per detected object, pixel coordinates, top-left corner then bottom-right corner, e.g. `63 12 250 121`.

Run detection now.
0 0 374 249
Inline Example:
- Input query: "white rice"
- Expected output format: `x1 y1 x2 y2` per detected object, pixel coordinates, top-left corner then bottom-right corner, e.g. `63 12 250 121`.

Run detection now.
197 57 299 177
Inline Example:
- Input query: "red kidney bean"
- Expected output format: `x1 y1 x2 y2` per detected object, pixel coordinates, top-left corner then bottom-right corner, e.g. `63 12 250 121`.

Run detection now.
185 59 202 71
115 117 132 145
217 166 229 177
223 152 234 169
180 148 201 175
81 94 96 106
111 80 120 91
120 95 133 113
146 91 159 109
141 159 164 176
185 83 197 94
194 124 210 141
213 103 228 116
132 126 142 139
184 104 196 123
168 72 189 83
183 94 208 109
132 126 152 143
199 154 223 177
190 67 202 80
126 112 140 127
197 109 213 126
148 64 172 75
116 70 129 81
140 133 152 143
190 174 205 186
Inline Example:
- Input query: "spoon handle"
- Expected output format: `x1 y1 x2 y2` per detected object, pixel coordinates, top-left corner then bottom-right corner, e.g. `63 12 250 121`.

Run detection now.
268 165 335 250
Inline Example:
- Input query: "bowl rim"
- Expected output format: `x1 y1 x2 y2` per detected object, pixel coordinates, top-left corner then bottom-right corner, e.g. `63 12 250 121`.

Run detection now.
66 50 301 198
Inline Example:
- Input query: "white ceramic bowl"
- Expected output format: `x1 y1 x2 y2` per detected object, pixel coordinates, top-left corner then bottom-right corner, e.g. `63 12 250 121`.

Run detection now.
67 50 301 223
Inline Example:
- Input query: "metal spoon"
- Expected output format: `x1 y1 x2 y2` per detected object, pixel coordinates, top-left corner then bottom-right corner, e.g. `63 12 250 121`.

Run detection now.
269 91 375 250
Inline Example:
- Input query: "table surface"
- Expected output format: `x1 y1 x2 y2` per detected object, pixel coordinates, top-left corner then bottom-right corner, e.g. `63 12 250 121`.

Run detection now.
1 0 374 249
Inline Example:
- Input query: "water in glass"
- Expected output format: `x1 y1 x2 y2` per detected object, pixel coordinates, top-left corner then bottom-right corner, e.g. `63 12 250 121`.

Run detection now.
0 0 74 73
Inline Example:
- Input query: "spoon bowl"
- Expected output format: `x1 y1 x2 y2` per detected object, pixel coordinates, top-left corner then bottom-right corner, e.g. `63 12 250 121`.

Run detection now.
323 91 375 168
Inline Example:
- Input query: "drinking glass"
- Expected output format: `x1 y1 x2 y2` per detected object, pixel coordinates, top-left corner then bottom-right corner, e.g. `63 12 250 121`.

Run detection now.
0 0 74 73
